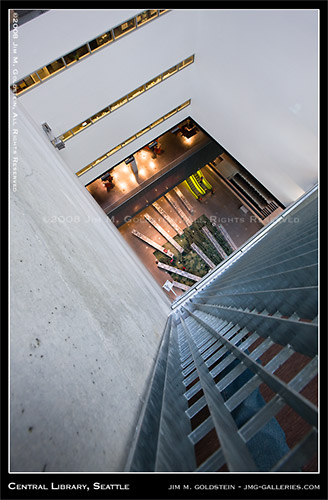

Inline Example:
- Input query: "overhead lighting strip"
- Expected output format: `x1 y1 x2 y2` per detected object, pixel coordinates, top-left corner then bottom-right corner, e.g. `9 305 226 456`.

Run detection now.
76 99 191 177
59 55 194 143
11 9 170 96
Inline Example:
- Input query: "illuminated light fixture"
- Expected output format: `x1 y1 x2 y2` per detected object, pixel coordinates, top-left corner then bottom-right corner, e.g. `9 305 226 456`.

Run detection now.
122 164 130 173
139 168 146 176
76 99 191 176
141 153 147 159
82 122 88 127
129 174 136 182
120 182 127 190
150 161 155 168
182 119 197 139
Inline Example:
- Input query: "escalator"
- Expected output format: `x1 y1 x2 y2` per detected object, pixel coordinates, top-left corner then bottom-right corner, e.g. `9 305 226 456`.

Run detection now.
190 173 206 195
196 169 212 190
183 169 213 200
183 179 201 199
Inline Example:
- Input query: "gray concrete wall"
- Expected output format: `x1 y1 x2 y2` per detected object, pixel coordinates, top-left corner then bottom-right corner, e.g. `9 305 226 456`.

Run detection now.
9 97 171 472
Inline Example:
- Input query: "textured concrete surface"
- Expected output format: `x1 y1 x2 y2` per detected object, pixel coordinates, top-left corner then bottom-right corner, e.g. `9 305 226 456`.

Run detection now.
9 98 171 472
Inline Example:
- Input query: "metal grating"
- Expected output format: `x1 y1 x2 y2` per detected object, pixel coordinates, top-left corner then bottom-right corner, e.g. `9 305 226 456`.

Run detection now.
125 187 318 472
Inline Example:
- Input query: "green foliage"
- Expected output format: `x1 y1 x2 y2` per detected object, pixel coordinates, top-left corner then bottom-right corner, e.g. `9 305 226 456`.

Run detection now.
153 214 234 286
199 215 233 255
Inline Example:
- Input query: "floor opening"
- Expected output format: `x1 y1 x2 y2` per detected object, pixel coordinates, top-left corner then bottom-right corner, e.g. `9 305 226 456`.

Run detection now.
86 117 284 300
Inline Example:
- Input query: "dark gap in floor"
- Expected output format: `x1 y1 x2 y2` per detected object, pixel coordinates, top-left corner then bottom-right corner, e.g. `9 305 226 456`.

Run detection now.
190 405 210 431
185 376 200 392
194 427 220 467
188 389 204 408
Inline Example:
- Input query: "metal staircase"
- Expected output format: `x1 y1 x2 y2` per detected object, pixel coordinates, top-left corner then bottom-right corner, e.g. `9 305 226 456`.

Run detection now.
125 186 318 472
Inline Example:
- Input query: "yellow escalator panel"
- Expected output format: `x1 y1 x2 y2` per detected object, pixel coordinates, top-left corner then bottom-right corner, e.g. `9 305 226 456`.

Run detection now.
190 174 206 195
197 170 212 190
183 180 199 199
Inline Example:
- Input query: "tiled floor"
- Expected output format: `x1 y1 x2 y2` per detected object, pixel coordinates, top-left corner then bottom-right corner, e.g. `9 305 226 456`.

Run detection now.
119 165 264 300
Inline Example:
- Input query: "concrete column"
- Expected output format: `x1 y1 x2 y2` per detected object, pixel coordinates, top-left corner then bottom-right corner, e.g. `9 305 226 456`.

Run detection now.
9 97 171 472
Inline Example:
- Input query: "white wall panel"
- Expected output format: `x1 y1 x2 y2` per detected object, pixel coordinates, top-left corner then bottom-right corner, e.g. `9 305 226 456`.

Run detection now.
16 10 194 136
58 67 195 174
191 9 318 205
14 8 318 205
